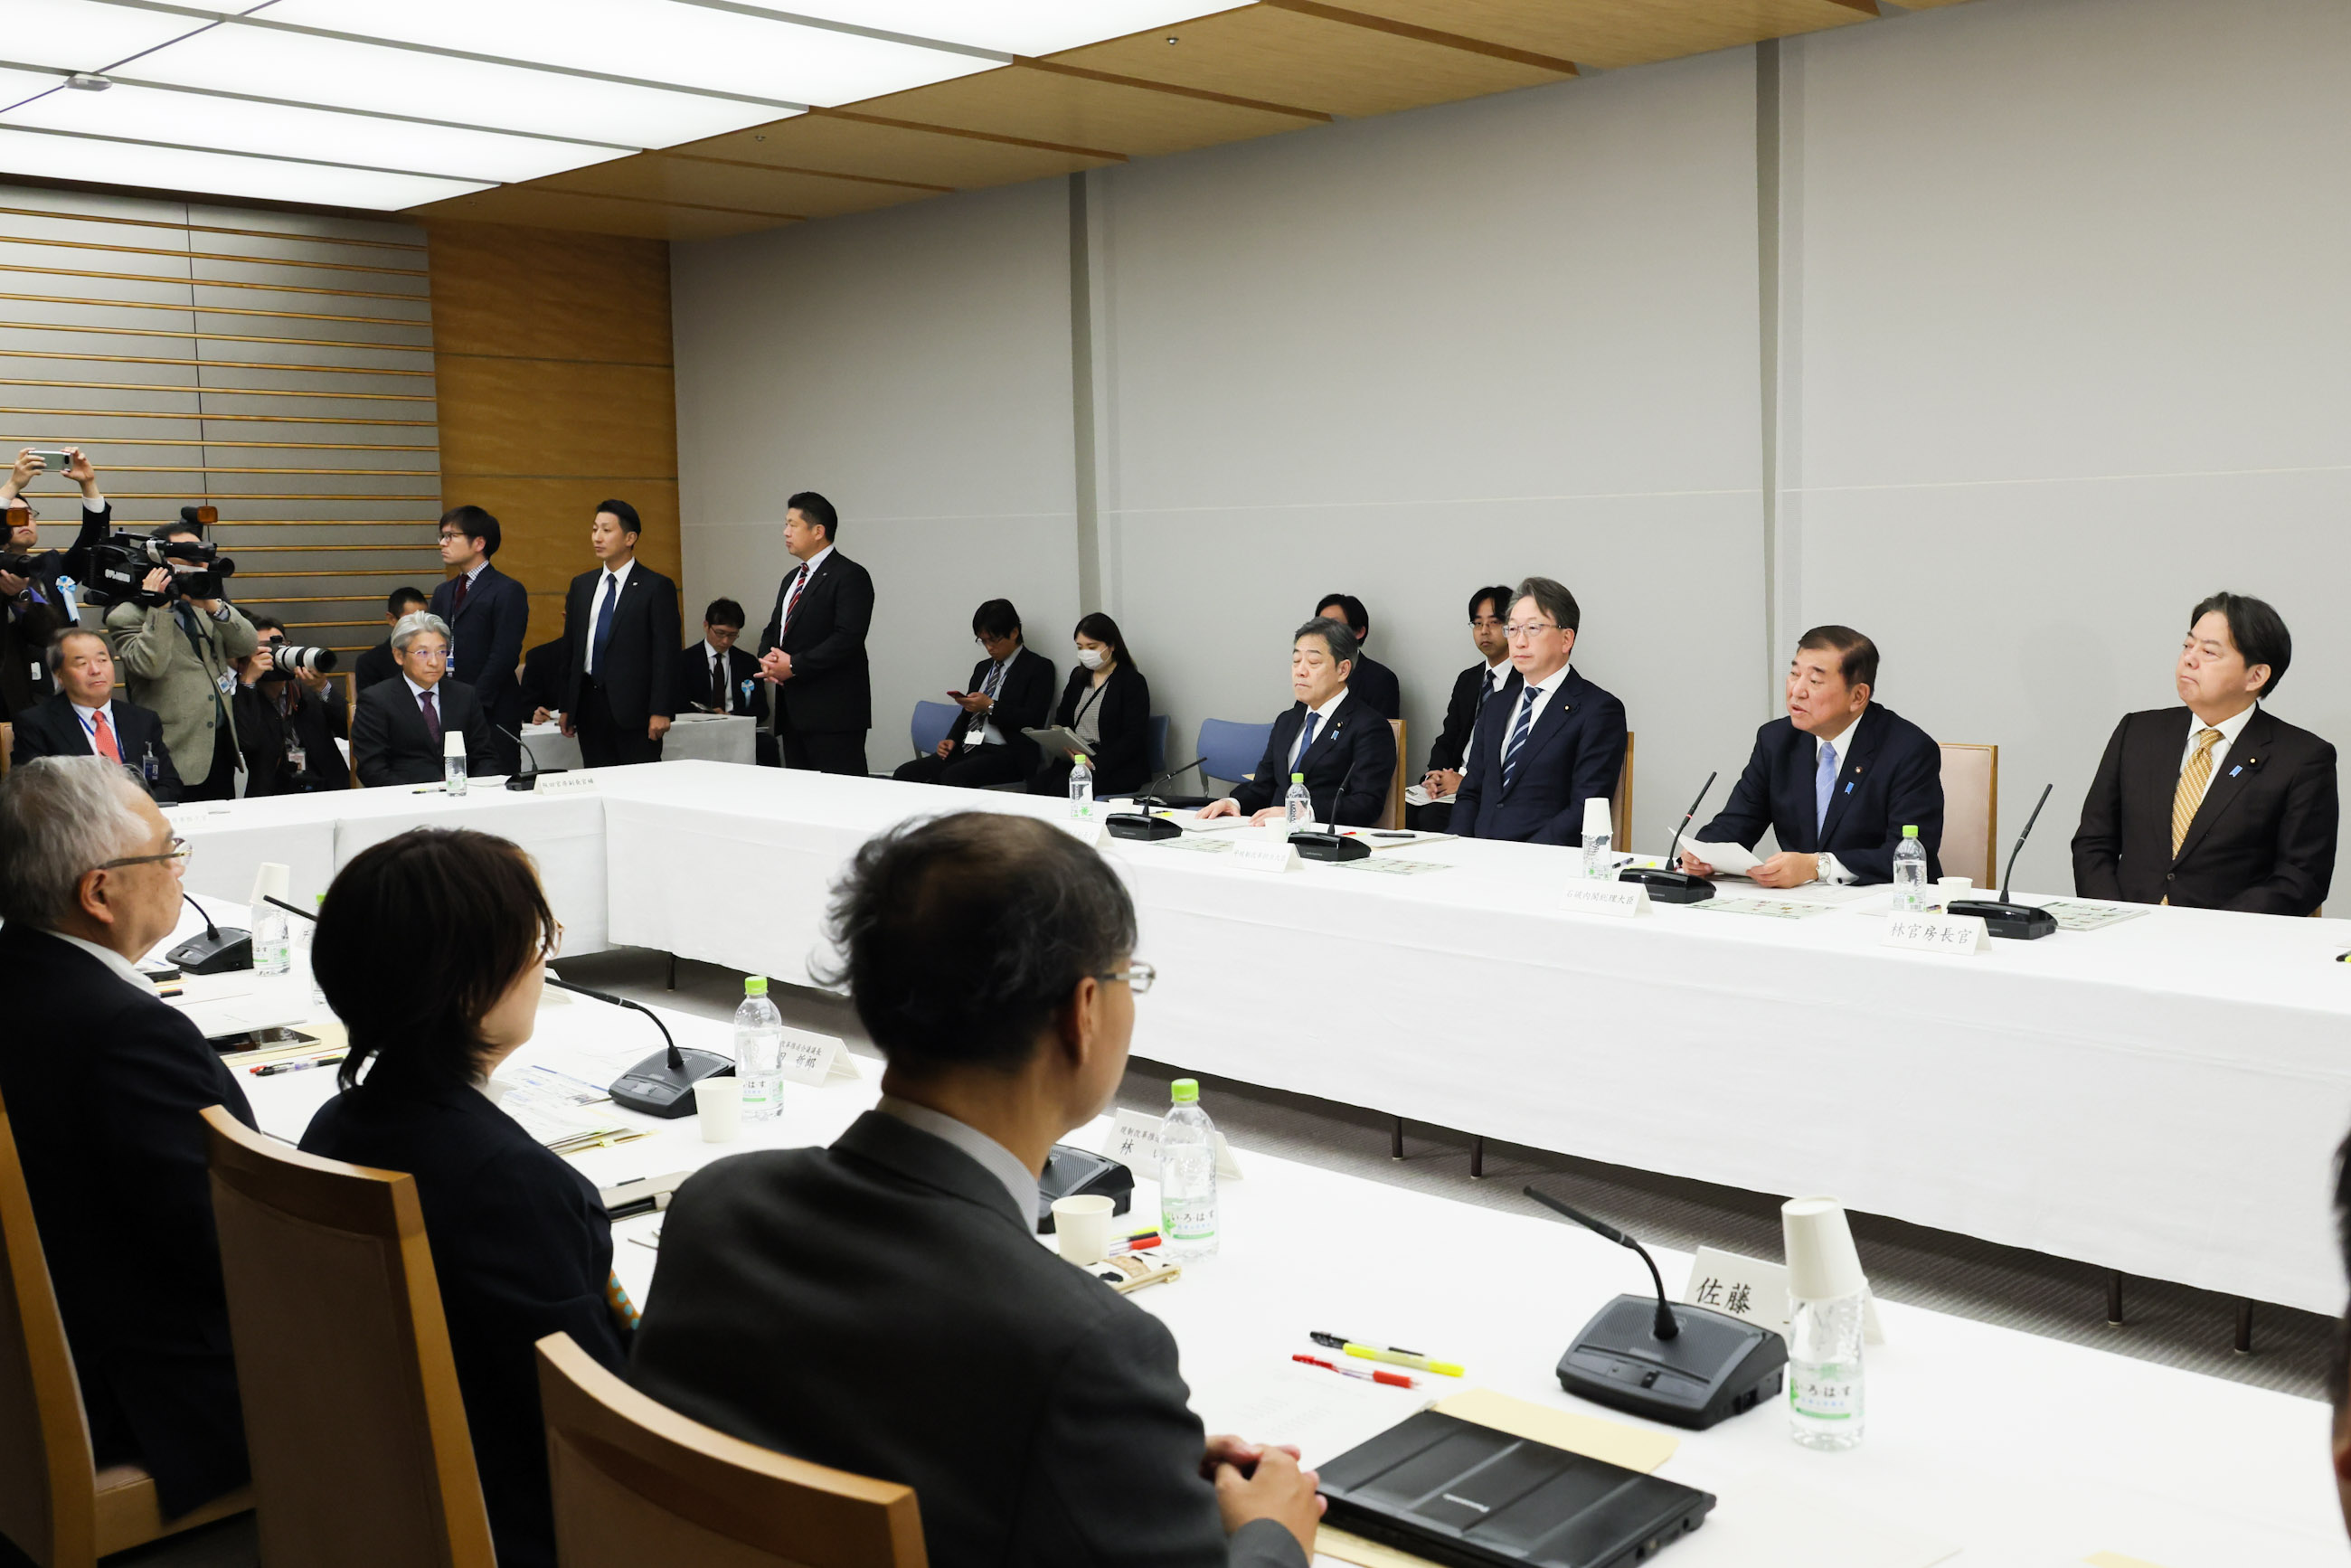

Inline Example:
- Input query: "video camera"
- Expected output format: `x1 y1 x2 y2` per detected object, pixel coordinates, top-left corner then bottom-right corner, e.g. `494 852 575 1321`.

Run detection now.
83 507 238 608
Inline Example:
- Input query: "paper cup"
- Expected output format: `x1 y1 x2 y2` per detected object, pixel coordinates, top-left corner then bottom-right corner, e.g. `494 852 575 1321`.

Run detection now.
1582 796 1611 837
444 729 467 759
1937 875 1974 891
1053 1194 1116 1264
249 862 291 910
694 1077 743 1143
1262 817 1293 844
1782 1195 1867 1302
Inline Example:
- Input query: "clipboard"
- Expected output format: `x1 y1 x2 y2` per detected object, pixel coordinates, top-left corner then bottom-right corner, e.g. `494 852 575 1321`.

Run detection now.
1021 725 1092 764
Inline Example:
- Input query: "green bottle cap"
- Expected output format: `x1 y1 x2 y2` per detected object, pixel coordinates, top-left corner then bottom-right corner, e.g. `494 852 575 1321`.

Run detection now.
1291 771 1305 783
1074 753 1090 765
1902 825 1919 838
1170 1078 1200 1105
744 975 768 997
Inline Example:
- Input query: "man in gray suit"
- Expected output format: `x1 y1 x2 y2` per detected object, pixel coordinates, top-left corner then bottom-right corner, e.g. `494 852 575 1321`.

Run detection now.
632 813 1320 1568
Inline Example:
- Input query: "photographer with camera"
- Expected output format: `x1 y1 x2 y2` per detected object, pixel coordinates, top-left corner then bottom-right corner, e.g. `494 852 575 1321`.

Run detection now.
0 447 110 719
233 616 349 796
8 628 182 801
101 517 256 801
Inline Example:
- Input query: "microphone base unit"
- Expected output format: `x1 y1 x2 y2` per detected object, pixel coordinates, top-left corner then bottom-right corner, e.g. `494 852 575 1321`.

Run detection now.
1556 1294 1788 1431
1943 898 2059 940
609 1046 735 1119
168 926 252 975
1618 868 1716 904
504 767 571 793
1105 812 1181 842
1289 829 1371 863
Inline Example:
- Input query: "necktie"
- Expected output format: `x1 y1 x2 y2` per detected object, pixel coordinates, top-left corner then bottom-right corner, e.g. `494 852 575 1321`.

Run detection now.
419 688 441 747
451 573 469 615
590 571 618 675
1499 687 1539 791
1292 709 1320 772
90 708 118 762
970 660 1004 737
780 564 813 634
2172 727 2224 856
712 649 725 709
1815 741 1838 837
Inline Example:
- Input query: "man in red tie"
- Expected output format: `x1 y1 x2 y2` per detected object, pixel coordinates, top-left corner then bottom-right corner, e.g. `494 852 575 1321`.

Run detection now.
7 628 183 799
754 491 874 776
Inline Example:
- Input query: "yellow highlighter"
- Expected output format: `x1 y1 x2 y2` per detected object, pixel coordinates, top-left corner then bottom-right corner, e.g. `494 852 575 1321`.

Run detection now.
1343 1342 1465 1378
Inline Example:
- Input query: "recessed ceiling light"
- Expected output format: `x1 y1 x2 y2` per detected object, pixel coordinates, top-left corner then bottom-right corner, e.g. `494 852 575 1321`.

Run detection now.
0 124 487 209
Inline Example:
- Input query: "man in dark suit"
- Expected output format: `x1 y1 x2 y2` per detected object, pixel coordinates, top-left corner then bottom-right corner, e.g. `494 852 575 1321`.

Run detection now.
1196 618 1397 829
1684 626 1943 887
757 490 873 775
0 755 257 1517
354 585 430 693
429 505 529 773
677 598 775 765
632 813 1318 1568
1412 584 1519 832
892 599 1055 789
518 635 570 724
560 498 680 769
1313 593 1400 722
10 628 183 800
351 611 497 787
2072 592 2337 914
231 617 348 796
1451 577 1629 846
2 447 112 718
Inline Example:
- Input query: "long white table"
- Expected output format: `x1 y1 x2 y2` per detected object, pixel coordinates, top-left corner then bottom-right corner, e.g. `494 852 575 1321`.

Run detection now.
195 922 2340 1568
520 711 756 771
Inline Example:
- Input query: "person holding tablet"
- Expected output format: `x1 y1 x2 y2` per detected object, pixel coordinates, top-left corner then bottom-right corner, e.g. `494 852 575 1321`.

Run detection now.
1030 612 1152 798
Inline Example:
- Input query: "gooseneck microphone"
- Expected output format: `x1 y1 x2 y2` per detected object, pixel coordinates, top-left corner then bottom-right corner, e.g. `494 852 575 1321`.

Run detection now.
1618 771 1720 903
1524 1186 1679 1341
1133 756 1206 808
1108 757 1209 841
1946 781 2059 940
545 974 733 1118
184 892 219 940
264 894 316 921
167 892 252 974
1289 736 1369 862
498 724 567 791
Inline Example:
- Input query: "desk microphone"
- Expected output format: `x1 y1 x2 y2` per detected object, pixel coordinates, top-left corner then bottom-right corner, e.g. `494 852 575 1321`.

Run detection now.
264 894 316 921
1619 770 1719 904
167 892 251 974
1945 781 2059 940
1133 757 1206 808
498 724 568 792
1289 743 1370 863
1525 1187 1678 1340
543 974 732 1119
1109 757 1207 841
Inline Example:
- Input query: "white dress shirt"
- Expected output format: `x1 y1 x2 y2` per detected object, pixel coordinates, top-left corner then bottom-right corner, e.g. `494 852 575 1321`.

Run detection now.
44 930 156 995
1501 664 1570 746
71 698 117 752
584 558 637 675
1811 705 1867 885
2178 702 2257 809
1287 686 1350 772
876 1094 1038 1223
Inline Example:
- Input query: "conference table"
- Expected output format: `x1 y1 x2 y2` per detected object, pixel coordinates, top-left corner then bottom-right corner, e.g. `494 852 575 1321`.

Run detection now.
520 711 757 771
187 906 2339 1568
165 760 2351 1318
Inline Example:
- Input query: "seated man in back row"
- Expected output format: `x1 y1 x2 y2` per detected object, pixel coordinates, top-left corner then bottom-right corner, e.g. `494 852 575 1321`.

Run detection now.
1197 618 1397 828
1449 576 1627 845
1682 625 1943 886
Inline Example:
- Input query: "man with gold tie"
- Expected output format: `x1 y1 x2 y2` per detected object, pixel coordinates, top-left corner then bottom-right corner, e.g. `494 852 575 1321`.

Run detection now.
2072 592 2337 915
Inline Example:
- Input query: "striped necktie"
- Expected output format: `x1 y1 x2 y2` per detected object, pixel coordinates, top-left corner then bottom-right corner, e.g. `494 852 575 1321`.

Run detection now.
2171 727 2223 856
1499 686 1540 791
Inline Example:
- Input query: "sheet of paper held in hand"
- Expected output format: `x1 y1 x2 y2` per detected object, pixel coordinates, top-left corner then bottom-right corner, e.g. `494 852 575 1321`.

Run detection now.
1683 839 1761 875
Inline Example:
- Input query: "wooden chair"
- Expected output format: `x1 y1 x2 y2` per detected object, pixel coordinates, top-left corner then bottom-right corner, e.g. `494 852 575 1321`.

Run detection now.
0 1089 250 1567
1938 742 1999 889
1382 719 1407 829
200 1105 496 1568
1613 731 1635 849
536 1332 926 1568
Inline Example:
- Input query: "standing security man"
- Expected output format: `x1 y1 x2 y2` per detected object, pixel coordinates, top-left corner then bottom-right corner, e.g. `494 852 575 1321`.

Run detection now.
756 491 873 775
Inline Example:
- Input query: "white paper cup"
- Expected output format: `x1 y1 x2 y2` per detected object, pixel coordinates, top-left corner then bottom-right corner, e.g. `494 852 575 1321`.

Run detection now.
443 729 467 759
694 1077 743 1143
1782 1195 1867 1301
1261 817 1293 844
1937 875 1974 891
1052 1194 1116 1264
249 862 291 909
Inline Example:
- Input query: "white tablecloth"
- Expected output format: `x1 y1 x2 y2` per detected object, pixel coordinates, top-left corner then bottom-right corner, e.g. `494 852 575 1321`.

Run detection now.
520 712 757 771
595 761 2351 1315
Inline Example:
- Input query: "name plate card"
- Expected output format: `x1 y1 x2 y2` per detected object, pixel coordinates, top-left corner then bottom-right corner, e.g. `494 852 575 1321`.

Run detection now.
1684 1246 1884 1345
1560 879 1648 918
775 1029 860 1086
1230 839 1303 874
1883 911 1989 955
531 770 600 797
1102 1109 1244 1183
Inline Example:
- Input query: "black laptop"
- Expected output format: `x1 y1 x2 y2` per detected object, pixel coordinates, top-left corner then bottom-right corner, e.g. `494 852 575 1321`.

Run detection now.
1317 1411 1714 1568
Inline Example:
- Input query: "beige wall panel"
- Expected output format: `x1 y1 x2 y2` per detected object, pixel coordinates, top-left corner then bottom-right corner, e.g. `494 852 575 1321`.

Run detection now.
435 356 676 481
426 222 673 364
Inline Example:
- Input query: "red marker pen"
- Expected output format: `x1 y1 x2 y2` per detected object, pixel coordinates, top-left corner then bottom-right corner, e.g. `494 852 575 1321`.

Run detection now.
1292 1354 1414 1389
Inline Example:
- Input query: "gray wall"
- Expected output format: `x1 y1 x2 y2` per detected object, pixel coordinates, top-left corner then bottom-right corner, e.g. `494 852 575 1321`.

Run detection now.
675 0 2351 891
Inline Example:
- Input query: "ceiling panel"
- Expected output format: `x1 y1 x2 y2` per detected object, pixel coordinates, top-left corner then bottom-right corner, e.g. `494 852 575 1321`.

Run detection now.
726 2 1255 56
1060 6 1571 120
0 0 213 79
1329 0 1880 73
409 185 792 241
850 62 1324 159
677 113 1115 189
0 125 486 210
540 154 935 220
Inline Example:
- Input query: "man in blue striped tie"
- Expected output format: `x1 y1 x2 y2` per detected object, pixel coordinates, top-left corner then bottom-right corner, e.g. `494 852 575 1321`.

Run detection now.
1449 577 1629 846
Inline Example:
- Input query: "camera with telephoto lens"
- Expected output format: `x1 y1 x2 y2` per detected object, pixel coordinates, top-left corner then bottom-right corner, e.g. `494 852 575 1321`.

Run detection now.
257 642 336 678
0 551 40 577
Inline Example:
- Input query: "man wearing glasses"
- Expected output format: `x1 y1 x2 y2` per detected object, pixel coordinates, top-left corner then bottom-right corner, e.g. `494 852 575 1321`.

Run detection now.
428 505 530 774
351 611 499 787
1411 584 1516 831
0 756 258 1518
634 813 1319 1568
1449 577 1629 846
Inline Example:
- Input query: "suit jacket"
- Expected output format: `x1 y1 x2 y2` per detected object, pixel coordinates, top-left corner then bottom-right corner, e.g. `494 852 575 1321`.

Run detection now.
231 680 348 796
1697 704 1945 884
8 692 183 801
562 562 682 727
2070 705 2337 915
351 675 498 788
1230 691 1397 827
517 637 570 717
632 1111 1306 1568
1450 667 1629 846
0 925 256 1516
1425 662 1506 775
354 638 401 692
1053 662 1153 796
949 645 1055 772
102 597 257 774
1348 652 1402 722
429 562 529 721
0 502 107 713
675 640 764 718
301 1078 629 1568
756 550 874 734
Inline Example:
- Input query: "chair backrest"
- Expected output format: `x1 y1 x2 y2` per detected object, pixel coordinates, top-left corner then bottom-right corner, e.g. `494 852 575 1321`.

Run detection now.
1147 713 1169 779
201 1106 496 1568
1382 720 1406 830
0 1086 96 1568
536 1334 927 1568
1196 718 1273 790
1938 742 1998 890
1613 732 1635 849
908 701 958 760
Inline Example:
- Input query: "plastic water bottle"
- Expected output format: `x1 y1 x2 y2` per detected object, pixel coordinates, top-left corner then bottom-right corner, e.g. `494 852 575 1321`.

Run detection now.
1581 796 1612 880
1788 1290 1867 1450
1284 772 1313 832
443 733 468 797
1159 1078 1220 1261
252 899 289 977
733 975 784 1123
1068 753 1095 819
1892 824 1927 912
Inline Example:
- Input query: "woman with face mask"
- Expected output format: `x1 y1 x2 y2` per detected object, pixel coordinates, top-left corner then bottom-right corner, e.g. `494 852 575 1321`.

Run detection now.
1028 612 1153 798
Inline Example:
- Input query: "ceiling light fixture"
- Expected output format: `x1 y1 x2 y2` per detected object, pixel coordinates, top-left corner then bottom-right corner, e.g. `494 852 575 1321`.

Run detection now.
66 73 112 90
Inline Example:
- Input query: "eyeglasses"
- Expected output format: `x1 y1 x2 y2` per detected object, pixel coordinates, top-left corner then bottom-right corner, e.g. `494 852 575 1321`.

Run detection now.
1098 959 1156 996
401 646 448 662
1504 622 1561 640
97 835 189 872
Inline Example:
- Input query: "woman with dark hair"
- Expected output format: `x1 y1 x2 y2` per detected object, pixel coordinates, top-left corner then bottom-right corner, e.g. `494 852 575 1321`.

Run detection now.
298 827 629 1568
1029 611 1153 798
